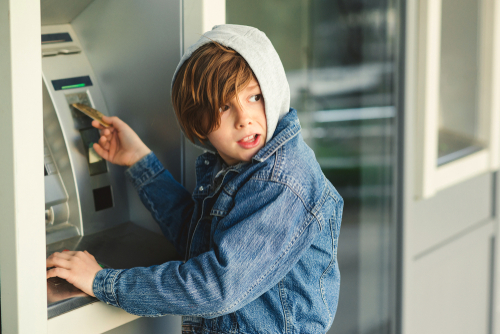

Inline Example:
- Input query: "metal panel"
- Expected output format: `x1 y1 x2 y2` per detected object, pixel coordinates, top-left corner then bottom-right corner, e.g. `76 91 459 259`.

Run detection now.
43 82 83 243
41 0 95 25
409 222 493 334
71 0 182 233
412 172 492 256
42 25 130 237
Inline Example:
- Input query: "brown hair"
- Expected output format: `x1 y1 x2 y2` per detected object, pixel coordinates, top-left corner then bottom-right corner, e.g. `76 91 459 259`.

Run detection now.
172 41 255 143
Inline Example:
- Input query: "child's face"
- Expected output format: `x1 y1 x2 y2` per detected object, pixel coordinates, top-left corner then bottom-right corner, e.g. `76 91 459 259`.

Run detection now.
207 78 267 166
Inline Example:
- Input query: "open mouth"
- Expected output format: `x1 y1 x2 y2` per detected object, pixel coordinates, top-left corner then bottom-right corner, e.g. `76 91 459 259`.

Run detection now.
238 134 261 148
240 134 258 143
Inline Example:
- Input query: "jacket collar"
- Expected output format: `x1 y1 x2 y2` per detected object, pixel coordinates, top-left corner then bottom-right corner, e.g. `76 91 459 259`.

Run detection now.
197 108 301 171
252 108 301 162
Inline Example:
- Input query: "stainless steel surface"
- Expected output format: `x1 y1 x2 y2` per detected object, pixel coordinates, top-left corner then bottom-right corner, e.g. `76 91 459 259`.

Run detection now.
47 277 95 319
41 0 95 26
41 4 183 326
42 24 129 236
71 0 183 234
47 222 180 318
71 0 182 179
43 117 80 243
42 45 82 57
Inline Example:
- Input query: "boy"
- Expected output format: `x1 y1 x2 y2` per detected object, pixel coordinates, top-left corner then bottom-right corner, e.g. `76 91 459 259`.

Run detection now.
47 25 343 333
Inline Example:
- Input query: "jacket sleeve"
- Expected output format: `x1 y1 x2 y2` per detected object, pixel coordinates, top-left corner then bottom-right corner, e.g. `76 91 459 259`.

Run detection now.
92 178 321 318
124 152 194 257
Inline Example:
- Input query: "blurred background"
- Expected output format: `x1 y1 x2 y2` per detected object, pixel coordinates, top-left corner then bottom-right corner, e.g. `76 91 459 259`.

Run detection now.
227 1 398 333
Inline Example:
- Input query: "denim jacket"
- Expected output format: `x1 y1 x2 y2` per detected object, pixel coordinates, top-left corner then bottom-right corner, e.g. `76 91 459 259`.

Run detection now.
93 109 343 334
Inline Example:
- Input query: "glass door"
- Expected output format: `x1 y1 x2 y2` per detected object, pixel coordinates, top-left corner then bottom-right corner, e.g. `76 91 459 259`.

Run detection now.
227 1 400 333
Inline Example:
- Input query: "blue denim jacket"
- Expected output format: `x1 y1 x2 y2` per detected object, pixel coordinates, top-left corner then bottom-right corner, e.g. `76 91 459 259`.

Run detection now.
93 109 343 334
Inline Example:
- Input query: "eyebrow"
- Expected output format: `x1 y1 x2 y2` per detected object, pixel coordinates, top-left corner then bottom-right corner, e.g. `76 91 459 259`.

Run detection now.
245 83 260 91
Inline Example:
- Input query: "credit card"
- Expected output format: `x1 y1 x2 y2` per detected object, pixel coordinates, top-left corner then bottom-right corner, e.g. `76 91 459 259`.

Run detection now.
71 103 111 128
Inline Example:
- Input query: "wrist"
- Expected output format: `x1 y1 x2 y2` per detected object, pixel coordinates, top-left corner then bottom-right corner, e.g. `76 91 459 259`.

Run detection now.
128 147 151 167
90 269 102 297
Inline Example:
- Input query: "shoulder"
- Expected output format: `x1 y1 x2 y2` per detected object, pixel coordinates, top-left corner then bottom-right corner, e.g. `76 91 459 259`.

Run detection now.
271 132 333 208
229 109 342 210
248 133 338 210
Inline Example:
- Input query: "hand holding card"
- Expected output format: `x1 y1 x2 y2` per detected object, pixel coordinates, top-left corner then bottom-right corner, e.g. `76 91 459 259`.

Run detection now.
87 114 152 167
71 103 111 128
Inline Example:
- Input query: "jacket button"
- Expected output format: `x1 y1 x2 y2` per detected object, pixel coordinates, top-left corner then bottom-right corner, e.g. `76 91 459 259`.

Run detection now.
204 160 210 165
199 186 204 191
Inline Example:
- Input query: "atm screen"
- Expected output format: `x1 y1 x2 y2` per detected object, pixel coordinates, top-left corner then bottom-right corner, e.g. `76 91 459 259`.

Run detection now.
52 76 93 91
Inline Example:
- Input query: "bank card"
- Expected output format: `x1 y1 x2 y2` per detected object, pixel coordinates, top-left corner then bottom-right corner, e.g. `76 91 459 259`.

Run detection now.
71 103 111 128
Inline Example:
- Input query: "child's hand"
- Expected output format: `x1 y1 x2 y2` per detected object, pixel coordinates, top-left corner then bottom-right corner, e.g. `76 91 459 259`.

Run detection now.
92 116 151 167
46 250 102 297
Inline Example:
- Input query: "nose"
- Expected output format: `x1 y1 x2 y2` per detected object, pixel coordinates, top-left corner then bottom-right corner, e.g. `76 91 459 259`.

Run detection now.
234 103 252 129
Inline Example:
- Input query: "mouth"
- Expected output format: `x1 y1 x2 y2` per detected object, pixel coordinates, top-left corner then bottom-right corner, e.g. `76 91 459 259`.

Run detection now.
237 134 261 149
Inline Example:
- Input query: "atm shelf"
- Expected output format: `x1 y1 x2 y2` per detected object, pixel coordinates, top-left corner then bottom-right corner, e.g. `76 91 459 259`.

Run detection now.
46 222 181 319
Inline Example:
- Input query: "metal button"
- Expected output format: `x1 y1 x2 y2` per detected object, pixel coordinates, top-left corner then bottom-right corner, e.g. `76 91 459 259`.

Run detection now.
204 160 210 165
199 186 204 191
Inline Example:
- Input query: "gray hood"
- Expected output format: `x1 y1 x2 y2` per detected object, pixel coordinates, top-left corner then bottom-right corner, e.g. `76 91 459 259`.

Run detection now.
171 24 290 152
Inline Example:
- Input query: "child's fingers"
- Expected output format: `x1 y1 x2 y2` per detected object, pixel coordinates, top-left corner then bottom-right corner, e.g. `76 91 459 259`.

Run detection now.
101 115 112 122
93 143 109 160
46 251 77 262
101 138 111 151
98 135 108 147
46 254 71 269
100 129 114 145
93 119 119 134
83 250 96 260
91 120 106 130
46 267 70 280
46 251 71 263
100 128 110 137
102 115 122 127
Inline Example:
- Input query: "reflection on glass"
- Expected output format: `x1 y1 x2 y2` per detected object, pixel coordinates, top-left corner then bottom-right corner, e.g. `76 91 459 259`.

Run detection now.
228 1 397 333
438 0 485 166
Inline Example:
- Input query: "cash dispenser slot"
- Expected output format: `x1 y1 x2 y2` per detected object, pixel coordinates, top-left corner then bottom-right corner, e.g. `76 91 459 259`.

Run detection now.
42 32 73 44
43 25 179 318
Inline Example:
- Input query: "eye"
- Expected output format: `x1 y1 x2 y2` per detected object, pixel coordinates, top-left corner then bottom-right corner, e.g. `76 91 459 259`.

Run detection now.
219 105 230 113
249 94 262 102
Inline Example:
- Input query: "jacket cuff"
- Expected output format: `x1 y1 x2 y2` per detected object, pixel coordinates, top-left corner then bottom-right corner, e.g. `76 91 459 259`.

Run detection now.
125 152 164 189
92 268 125 307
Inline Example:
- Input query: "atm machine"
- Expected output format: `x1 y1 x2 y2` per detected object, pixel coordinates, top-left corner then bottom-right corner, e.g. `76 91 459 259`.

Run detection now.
40 0 183 323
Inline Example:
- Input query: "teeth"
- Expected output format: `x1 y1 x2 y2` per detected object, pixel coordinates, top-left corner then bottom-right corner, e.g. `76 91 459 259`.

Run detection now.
242 134 256 142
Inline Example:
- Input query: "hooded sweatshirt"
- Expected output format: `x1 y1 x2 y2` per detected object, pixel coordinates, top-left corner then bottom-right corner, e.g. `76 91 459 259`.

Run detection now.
93 25 343 334
172 24 290 152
